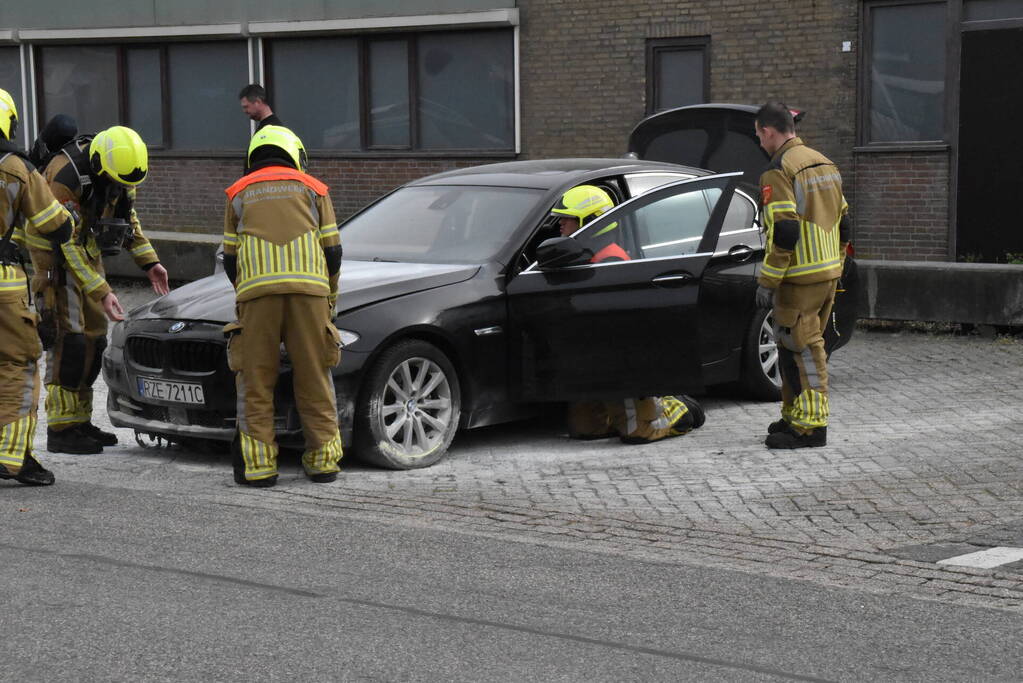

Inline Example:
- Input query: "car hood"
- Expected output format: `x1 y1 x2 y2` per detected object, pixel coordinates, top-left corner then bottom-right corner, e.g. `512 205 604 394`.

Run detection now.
131 260 480 323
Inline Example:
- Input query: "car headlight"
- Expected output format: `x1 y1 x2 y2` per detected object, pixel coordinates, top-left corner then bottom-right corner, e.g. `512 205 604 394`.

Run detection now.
337 329 360 347
110 321 127 348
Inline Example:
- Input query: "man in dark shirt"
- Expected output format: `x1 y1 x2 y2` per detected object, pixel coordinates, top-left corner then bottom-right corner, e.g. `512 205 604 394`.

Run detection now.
239 84 282 131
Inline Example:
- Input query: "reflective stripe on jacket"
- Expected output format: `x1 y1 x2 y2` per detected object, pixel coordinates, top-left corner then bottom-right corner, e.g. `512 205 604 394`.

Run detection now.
223 165 339 302
757 137 848 288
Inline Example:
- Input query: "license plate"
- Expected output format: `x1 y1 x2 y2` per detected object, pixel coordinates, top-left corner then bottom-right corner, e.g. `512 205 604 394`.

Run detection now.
136 376 205 405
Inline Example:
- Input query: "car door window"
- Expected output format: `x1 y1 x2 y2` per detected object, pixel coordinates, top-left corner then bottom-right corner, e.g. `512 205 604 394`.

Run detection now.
571 179 736 262
715 188 761 254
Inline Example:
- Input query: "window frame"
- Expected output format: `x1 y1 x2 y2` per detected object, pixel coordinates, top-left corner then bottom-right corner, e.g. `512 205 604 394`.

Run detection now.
645 36 710 116
263 27 515 155
858 0 950 148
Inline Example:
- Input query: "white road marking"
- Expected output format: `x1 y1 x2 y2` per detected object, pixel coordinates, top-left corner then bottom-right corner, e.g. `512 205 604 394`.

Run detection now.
936 547 1023 569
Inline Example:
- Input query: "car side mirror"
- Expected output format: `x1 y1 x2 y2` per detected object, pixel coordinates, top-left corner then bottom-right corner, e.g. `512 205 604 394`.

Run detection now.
535 236 592 269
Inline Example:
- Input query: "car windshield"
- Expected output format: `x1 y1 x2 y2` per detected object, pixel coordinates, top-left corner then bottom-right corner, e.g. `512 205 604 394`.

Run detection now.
341 185 546 263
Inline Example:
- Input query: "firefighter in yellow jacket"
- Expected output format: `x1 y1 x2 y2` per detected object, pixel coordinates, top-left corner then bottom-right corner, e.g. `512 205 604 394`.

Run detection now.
0 88 103 484
753 102 850 449
223 126 343 487
553 185 706 444
26 125 169 454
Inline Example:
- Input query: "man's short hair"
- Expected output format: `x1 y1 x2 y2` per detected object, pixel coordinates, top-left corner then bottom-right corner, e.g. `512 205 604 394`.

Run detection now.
755 102 795 134
239 84 267 103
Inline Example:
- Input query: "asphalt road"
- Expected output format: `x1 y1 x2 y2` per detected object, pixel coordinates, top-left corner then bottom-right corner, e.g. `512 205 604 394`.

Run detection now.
2 281 1022 680
3 480 1020 682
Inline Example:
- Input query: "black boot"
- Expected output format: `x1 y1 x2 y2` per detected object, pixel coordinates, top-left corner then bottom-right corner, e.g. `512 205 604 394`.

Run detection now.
767 419 789 434
307 471 338 484
79 422 118 447
676 395 706 430
47 425 103 454
14 454 56 486
765 426 827 449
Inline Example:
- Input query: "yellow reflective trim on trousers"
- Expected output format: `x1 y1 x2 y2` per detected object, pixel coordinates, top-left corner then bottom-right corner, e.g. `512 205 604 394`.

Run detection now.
45 384 86 426
28 200 64 227
0 414 36 465
239 430 278 479
302 431 343 474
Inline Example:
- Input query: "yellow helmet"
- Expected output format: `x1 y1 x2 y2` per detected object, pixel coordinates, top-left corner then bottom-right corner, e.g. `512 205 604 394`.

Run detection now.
247 125 307 172
550 185 616 235
89 126 148 186
0 88 18 141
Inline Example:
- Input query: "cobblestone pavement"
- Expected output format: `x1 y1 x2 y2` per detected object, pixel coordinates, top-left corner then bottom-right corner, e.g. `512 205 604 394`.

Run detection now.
36 321 1023 614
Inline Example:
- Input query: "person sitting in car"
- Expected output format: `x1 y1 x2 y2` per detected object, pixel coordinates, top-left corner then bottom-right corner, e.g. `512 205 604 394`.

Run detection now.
550 184 706 443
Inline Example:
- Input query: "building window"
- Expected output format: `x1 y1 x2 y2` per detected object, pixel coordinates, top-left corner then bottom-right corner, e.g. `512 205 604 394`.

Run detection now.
863 1 946 143
266 28 514 152
37 40 248 151
268 37 361 150
646 37 709 115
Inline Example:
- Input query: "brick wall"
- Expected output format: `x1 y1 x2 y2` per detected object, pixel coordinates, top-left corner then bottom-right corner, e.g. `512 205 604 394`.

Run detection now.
517 0 858 171
135 156 506 233
135 2 954 262
851 151 950 261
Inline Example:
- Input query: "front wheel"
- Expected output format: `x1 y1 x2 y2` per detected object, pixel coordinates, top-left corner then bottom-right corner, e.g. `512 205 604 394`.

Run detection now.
355 340 461 469
740 307 783 401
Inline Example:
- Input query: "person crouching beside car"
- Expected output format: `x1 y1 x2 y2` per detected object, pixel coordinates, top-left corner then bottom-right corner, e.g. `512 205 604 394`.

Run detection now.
551 185 706 444
222 126 343 487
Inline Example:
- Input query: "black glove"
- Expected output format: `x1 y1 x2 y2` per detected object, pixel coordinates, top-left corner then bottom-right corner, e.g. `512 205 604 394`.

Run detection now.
755 285 774 309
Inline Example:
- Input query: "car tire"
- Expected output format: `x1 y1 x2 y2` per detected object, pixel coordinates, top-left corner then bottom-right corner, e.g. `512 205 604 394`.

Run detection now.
740 307 783 401
355 339 461 470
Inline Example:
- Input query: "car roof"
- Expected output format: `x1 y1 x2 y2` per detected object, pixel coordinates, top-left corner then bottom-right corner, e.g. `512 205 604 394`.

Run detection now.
410 158 711 190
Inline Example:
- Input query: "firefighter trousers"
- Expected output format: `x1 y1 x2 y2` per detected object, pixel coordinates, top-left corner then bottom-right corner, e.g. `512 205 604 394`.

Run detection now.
569 396 695 443
35 260 107 433
227 293 343 482
772 279 837 433
0 295 43 476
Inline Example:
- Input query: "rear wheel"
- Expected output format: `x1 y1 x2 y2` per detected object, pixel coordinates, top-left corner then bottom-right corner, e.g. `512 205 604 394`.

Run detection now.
740 307 782 401
355 340 461 469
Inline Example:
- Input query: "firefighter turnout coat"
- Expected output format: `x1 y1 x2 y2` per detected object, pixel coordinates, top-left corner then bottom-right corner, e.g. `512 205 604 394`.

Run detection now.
0 146 81 474
758 136 850 433
223 165 343 483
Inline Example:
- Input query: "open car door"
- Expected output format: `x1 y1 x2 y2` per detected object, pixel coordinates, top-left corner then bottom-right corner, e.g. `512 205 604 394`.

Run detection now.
506 172 742 402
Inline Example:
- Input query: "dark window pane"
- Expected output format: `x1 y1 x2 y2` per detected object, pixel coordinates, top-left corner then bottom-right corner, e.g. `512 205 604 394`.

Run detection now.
417 30 514 150
270 37 359 150
655 49 704 111
369 40 409 147
167 41 248 150
126 48 163 146
40 45 118 134
964 0 1023 20
869 3 945 142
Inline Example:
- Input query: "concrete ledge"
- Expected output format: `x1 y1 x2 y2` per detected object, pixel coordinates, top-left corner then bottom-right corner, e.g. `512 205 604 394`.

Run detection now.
859 259 1023 325
103 230 221 282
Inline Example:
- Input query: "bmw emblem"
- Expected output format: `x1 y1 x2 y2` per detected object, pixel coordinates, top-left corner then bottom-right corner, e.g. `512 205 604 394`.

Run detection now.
169 322 186 334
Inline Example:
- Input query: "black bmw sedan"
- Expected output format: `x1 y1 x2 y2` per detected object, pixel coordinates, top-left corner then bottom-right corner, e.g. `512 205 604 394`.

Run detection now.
103 106 858 469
